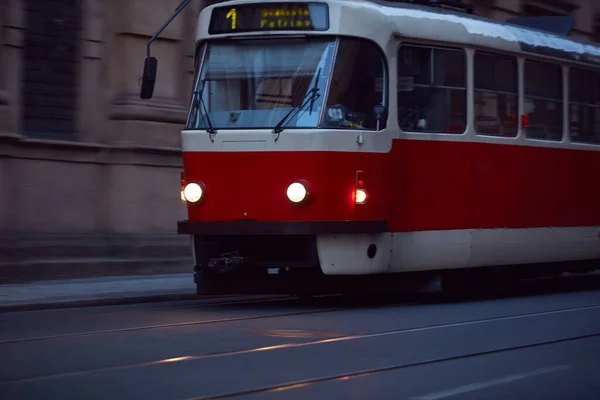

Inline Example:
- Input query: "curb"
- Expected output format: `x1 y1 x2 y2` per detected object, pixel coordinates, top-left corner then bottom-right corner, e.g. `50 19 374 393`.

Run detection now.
0 259 193 284
0 293 288 313
0 292 206 313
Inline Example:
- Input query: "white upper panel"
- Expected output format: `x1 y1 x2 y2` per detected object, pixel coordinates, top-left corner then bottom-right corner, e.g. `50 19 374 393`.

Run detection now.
195 0 600 67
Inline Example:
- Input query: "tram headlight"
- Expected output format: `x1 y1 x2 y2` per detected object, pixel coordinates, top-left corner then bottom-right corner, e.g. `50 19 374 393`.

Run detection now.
286 181 308 204
183 182 204 203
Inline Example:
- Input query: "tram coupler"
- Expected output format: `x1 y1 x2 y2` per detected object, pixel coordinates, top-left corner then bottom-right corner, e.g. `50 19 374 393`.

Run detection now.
207 252 253 275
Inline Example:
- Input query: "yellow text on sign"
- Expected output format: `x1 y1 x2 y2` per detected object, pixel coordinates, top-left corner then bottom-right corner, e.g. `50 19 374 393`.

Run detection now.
226 8 237 29
260 19 312 28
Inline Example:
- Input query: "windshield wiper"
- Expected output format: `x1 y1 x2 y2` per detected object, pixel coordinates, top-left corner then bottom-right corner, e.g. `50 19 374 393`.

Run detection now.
190 79 217 136
272 67 322 138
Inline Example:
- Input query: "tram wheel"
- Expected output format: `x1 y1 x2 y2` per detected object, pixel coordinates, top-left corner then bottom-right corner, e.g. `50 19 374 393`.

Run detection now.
441 271 474 300
441 268 519 300
195 270 231 296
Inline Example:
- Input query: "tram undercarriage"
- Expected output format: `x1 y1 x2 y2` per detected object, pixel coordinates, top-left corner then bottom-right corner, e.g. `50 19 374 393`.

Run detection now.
187 230 600 298
189 232 410 296
188 232 360 296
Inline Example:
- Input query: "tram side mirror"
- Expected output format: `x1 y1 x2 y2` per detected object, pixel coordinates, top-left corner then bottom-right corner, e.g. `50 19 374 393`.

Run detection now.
140 57 158 100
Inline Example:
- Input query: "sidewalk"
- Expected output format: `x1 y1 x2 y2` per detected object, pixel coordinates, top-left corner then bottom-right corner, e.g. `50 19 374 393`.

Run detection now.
0 273 199 312
0 233 193 284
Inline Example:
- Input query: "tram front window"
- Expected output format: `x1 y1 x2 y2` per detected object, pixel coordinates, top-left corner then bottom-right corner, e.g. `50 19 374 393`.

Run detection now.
187 38 336 130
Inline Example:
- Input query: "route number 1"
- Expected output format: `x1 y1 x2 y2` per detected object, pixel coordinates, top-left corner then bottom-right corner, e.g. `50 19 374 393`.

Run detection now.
226 8 237 30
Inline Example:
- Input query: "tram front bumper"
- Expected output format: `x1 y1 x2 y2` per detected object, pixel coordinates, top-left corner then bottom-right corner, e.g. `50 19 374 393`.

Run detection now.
177 220 388 235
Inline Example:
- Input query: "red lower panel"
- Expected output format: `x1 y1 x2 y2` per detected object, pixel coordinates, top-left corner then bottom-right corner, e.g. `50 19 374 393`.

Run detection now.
182 151 391 223
389 140 600 231
182 139 600 231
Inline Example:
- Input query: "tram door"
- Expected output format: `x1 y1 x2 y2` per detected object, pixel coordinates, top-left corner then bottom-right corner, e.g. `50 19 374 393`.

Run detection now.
320 38 392 218
321 38 391 151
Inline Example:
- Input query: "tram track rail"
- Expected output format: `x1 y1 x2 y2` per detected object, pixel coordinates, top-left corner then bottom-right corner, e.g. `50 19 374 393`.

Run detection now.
3 295 297 320
4 270 599 321
3 275 600 345
0 296 409 345
85 293 344 316
0 293 353 328
193 331 600 400
1 302 599 387
0 294 295 318
2 271 596 320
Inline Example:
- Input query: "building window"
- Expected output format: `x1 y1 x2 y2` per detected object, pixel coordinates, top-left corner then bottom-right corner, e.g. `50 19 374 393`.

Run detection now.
524 60 563 141
569 68 600 144
397 44 466 134
22 0 81 140
474 52 518 137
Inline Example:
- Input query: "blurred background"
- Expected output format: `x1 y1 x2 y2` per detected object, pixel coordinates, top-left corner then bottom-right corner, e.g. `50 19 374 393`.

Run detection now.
0 0 599 283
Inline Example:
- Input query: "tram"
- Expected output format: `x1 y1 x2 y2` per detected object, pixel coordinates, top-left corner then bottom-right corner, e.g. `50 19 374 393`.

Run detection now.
140 0 600 295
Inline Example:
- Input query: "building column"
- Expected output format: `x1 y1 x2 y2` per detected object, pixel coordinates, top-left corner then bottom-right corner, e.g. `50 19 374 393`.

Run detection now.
99 0 190 234
0 2 5 128
0 0 25 137
183 0 202 95
103 0 189 148
0 0 25 233
78 0 108 144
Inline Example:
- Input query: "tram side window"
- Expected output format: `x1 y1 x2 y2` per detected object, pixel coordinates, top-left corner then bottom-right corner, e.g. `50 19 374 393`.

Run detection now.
397 44 466 134
569 68 600 144
524 60 563 141
474 52 518 137
323 38 387 130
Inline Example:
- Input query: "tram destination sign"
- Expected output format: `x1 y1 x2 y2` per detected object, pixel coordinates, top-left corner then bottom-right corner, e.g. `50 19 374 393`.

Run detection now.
209 2 330 34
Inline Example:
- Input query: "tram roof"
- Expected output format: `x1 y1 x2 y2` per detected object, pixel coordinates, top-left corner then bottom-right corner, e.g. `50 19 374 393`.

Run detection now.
197 0 600 68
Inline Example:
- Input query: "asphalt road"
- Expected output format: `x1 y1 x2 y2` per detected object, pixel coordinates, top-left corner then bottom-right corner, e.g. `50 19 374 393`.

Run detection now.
1 277 600 400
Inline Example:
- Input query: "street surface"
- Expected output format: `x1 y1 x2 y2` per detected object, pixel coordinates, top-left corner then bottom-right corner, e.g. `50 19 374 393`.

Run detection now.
1 276 600 399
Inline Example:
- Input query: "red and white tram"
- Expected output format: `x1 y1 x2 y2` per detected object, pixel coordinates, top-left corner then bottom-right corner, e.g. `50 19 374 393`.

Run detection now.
140 0 600 295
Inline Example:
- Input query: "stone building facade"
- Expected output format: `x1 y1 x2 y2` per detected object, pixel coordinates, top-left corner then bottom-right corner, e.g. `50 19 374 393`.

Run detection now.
0 0 598 281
